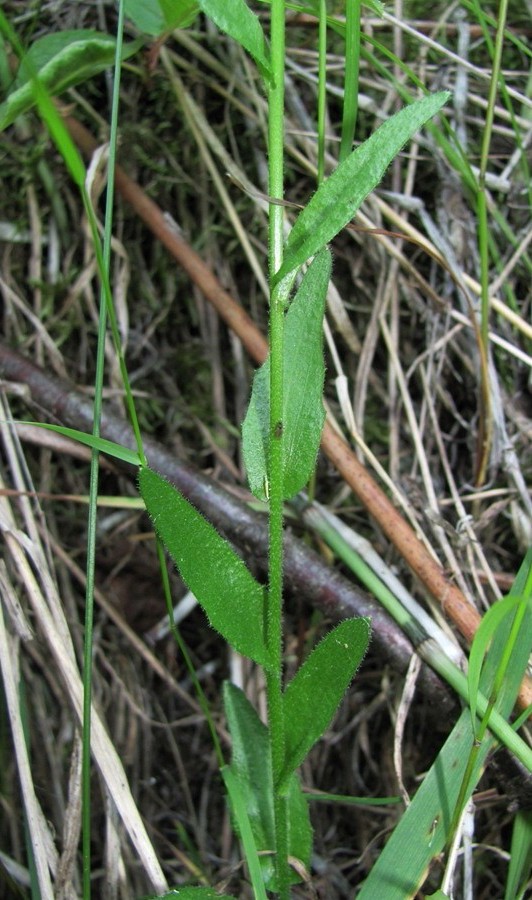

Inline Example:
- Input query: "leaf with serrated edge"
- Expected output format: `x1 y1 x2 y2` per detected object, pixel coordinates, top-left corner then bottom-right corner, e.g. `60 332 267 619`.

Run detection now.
138 467 273 668
274 92 449 284
282 618 370 781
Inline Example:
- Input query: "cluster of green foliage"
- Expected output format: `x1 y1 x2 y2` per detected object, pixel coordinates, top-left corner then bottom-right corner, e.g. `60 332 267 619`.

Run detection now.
0 1 530 898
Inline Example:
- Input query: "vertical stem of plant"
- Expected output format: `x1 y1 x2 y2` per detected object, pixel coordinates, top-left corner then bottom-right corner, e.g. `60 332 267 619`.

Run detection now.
317 0 327 183
474 0 507 485
339 0 361 164
267 1 290 896
81 5 126 895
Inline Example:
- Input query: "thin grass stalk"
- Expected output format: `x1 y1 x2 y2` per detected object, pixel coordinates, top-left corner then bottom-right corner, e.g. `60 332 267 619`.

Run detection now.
473 0 509 485
339 0 361 163
317 0 327 183
267 1 290 895
80 6 126 894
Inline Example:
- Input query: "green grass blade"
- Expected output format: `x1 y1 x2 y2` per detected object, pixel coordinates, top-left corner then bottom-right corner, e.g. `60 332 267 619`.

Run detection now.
467 593 521 730
221 766 268 900
14 422 141 466
504 811 532 900
358 551 532 898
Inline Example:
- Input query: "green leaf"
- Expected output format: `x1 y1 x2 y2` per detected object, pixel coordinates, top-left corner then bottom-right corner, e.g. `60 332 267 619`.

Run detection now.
504 811 532 900
124 0 199 35
223 682 312 890
138 467 273 668
467 592 521 730
0 31 141 130
242 248 332 501
198 0 272 84
274 91 450 285
221 766 268 900
282 618 370 781
16 422 141 466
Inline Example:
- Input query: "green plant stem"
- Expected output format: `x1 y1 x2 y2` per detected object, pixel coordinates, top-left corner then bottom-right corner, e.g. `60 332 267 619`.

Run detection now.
317 0 327 183
267 1 290 896
339 0 361 163
81 5 125 895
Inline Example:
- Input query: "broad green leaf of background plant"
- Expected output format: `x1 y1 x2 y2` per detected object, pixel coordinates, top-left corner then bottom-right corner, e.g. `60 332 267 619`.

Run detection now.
357 550 532 899
138 467 273 668
242 248 332 501
0 30 141 130
223 682 312 890
467 592 522 730
198 0 272 85
281 618 370 783
124 0 199 36
273 91 450 285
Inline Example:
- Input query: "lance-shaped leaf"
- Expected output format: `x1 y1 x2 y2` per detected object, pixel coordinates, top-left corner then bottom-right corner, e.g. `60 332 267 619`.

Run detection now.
0 30 141 130
138 467 273 668
273 91 450 285
223 682 312 891
281 618 370 782
198 0 272 85
242 248 332 501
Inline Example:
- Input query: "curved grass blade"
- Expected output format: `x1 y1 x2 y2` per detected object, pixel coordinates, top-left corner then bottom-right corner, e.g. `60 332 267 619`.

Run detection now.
274 91 450 285
138 467 273 668
15 422 141 466
242 248 331 501
358 551 532 899
281 618 370 783
467 592 521 730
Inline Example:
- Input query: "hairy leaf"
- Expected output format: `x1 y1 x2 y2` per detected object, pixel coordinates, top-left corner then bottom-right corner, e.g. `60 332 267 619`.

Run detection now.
138 467 273 668
223 682 312 891
282 618 370 781
274 92 450 284
198 0 271 84
242 248 332 501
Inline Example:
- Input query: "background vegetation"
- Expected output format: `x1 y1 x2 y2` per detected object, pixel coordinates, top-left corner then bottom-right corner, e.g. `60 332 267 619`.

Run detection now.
0 0 530 897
